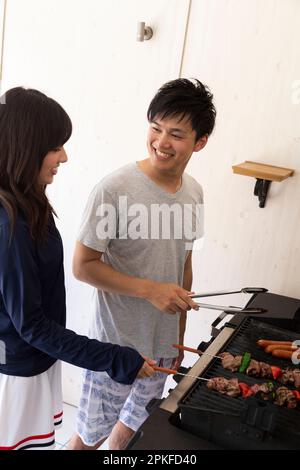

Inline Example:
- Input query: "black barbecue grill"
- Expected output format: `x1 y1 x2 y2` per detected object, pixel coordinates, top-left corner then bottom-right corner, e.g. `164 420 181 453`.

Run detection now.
128 291 300 450
179 317 300 450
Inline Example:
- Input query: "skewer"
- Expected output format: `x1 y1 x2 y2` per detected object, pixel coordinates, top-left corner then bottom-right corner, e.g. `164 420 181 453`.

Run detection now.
154 367 300 408
172 343 222 359
153 365 209 381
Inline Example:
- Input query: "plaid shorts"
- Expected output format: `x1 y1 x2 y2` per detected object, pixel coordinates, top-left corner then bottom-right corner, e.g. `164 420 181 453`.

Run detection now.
76 358 173 446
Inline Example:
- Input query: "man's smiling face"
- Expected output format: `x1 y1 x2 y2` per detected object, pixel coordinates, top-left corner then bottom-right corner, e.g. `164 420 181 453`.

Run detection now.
147 114 206 175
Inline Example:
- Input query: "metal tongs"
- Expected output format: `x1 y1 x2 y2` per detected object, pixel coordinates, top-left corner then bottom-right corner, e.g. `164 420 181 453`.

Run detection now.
190 286 268 314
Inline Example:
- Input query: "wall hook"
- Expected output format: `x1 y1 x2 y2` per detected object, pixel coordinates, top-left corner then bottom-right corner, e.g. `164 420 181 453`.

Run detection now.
137 22 153 42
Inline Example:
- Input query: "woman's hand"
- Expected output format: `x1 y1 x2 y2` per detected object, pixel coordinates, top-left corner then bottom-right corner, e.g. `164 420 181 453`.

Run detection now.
136 356 157 378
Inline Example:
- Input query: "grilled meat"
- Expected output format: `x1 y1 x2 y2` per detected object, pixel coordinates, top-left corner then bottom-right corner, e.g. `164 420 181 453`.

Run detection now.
250 383 271 394
220 352 242 372
207 377 298 408
226 378 241 397
274 386 297 409
278 368 295 385
206 376 229 394
246 359 260 376
207 377 240 397
293 369 300 388
259 362 273 378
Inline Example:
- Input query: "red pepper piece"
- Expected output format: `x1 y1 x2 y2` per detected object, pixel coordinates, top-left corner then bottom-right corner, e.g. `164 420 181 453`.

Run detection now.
292 390 300 400
271 365 282 380
239 382 253 398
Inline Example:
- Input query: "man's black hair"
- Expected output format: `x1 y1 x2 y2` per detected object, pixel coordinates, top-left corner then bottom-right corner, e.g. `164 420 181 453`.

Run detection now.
147 78 216 141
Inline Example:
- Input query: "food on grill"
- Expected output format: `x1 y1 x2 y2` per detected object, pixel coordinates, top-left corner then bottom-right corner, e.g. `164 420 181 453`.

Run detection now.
256 339 300 361
250 382 271 395
274 387 297 408
293 369 300 388
238 382 253 397
220 352 271 377
256 347 300 364
257 339 293 348
220 353 242 371
238 352 251 373
278 368 295 384
206 377 240 397
272 349 296 359
270 366 281 379
207 376 298 408
246 358 261 376
260 362 273 377
220 352 300 387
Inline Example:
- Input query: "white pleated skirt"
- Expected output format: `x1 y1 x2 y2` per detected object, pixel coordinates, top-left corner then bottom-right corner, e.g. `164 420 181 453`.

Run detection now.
0 361 63 450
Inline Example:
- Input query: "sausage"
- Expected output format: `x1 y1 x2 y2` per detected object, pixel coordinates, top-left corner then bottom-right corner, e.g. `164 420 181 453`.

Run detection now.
265 344 297 353
271 349 300 360
257 339 293 348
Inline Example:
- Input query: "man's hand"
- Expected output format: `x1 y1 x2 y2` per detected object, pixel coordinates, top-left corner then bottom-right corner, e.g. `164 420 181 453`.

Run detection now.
145 282 199 315
136 356 157 378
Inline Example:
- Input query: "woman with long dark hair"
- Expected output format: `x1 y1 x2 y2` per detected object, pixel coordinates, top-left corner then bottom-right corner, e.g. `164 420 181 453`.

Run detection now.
0 87 155 450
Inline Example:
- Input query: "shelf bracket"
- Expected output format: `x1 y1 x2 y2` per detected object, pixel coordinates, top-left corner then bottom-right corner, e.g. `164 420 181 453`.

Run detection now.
254 179 271 208
232 161 294 208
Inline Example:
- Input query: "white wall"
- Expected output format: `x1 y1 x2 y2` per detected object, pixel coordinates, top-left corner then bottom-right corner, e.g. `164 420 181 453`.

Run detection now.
180 0 300 355
1 0 191 404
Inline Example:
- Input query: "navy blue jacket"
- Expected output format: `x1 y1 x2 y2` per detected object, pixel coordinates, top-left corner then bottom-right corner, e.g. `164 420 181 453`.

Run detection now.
0 207 143 384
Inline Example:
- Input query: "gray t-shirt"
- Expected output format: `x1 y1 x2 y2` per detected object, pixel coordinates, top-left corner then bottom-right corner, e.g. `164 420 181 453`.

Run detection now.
78 162 204 358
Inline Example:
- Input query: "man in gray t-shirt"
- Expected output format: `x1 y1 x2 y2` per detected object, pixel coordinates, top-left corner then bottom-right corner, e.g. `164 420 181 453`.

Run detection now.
69 78 216 450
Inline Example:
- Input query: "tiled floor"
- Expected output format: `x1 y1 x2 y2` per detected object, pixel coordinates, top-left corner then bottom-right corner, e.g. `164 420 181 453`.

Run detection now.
55 403 109 450
55 402 77 450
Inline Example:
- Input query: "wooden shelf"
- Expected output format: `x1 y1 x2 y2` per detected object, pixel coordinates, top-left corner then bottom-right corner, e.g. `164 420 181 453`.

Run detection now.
232 161 294 182
232 161 294 208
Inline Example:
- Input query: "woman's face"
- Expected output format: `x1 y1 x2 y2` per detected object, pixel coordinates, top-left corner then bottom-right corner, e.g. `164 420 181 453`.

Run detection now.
38 146 68 185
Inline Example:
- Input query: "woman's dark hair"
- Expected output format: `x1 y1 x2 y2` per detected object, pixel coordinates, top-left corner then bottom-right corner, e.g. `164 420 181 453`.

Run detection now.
147 78 216 140
0 87 72 240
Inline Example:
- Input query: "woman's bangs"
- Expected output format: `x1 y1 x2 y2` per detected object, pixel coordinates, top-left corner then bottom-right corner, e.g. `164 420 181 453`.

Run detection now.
43 104 72 152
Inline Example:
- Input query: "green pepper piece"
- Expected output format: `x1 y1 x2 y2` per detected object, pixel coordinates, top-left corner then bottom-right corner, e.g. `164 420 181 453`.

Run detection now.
239 352 251 373
267 381 274 391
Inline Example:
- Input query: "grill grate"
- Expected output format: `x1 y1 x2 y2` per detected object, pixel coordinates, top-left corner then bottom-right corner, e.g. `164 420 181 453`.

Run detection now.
178 317 300 449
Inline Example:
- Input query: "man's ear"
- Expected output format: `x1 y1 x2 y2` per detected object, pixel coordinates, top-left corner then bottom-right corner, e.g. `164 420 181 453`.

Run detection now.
194 134 208 152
